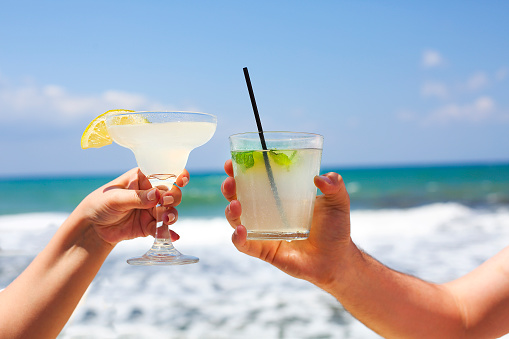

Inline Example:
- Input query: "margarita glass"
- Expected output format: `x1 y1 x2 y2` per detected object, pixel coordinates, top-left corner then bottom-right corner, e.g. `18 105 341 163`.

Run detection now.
106 111 217 265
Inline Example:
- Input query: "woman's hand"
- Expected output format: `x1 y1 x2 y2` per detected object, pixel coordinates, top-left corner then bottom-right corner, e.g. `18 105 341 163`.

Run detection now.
79 168 190 246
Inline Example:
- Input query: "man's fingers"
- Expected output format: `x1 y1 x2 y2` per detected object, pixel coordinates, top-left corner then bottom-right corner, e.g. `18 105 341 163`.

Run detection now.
314 172 350 210
224 159 234 177
225 200 242 228
221 176 237 202
232 225 248 248
231 226 284 267
231 225 260 258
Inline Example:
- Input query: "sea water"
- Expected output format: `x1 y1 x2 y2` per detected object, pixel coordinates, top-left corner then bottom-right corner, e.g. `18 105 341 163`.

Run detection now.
1 163 509 338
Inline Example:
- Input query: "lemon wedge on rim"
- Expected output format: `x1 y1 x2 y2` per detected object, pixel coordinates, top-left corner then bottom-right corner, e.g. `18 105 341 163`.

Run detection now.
80 109 136 149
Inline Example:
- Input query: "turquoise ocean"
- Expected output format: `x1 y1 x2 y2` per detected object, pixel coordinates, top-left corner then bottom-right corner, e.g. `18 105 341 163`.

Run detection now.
1 163 509 338
2 163 508 216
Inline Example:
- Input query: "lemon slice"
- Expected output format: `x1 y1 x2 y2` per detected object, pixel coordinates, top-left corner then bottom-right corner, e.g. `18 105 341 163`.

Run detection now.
80 109 135 149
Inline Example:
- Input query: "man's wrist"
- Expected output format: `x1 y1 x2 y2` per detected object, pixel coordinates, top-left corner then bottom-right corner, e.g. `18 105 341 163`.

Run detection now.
314 239 364 294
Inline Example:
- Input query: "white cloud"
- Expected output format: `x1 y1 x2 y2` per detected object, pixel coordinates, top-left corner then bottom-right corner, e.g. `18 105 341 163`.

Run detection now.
420 81 448 99
475 96 495 112
0 75 175 123
410 53 508 125
465 71 488 91
425 96 495 124
422 50 444 68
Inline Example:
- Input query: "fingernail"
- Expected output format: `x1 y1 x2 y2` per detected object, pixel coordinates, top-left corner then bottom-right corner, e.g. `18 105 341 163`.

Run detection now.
166 213 176 223
147 189 157 201
320 175 333 185
163 195 174 205
182 177 189 187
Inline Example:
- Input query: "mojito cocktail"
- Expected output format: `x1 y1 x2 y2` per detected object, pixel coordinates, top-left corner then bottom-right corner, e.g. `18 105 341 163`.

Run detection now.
230 132 323 240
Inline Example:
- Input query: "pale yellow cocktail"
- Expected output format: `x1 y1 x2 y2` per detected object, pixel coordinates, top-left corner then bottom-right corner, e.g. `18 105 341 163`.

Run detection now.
105 111 216 265
230 132 323 240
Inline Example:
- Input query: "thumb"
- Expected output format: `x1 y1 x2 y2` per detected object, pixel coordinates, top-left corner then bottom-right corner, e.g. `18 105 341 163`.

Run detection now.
314 172 350 211
109 187 161 212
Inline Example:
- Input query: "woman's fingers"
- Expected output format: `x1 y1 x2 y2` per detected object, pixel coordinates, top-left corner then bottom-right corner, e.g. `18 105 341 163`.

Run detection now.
161 206 179 225
175 169 190 187
170 229 180 242
142 207 180 241
158 184 183 207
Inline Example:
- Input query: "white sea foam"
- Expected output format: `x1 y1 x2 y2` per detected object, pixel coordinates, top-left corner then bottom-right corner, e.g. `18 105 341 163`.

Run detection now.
1 204 508 338
0 212 66 255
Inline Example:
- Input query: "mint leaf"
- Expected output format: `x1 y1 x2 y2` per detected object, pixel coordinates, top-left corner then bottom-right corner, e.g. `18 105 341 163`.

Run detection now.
231 151 255 170
232 150 297 171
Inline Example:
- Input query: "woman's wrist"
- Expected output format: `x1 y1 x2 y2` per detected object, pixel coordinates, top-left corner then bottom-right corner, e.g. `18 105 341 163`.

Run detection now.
62 207 115 257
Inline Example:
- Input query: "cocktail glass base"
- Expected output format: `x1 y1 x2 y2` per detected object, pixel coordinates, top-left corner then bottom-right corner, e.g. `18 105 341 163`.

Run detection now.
126 242 199 266
246 231 309 241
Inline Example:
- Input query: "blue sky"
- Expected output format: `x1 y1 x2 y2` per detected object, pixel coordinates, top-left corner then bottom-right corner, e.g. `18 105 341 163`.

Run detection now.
0 1 508 177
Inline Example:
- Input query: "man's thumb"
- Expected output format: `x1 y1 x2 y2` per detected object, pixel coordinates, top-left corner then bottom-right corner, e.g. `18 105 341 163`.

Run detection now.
314 172 350 209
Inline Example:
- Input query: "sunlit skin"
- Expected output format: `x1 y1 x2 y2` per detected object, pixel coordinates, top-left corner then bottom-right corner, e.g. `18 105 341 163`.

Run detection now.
222 159 509 338
83 167 190 245
221 159 351 286
0 168 189 339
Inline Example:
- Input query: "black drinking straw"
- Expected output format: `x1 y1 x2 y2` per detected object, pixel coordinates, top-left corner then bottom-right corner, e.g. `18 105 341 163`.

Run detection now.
243 67 268 150
243 67 288 229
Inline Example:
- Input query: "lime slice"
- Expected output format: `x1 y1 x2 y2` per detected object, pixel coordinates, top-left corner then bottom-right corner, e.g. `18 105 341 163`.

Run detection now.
269 150 296 168
80 109 135 149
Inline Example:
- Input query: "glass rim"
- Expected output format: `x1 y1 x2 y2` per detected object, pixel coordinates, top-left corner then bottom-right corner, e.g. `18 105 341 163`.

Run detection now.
106 111 217 119
229 131 323 139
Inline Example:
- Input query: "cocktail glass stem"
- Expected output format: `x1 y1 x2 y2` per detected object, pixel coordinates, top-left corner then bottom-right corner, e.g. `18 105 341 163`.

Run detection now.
155 202 181 251
126 180 199 265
